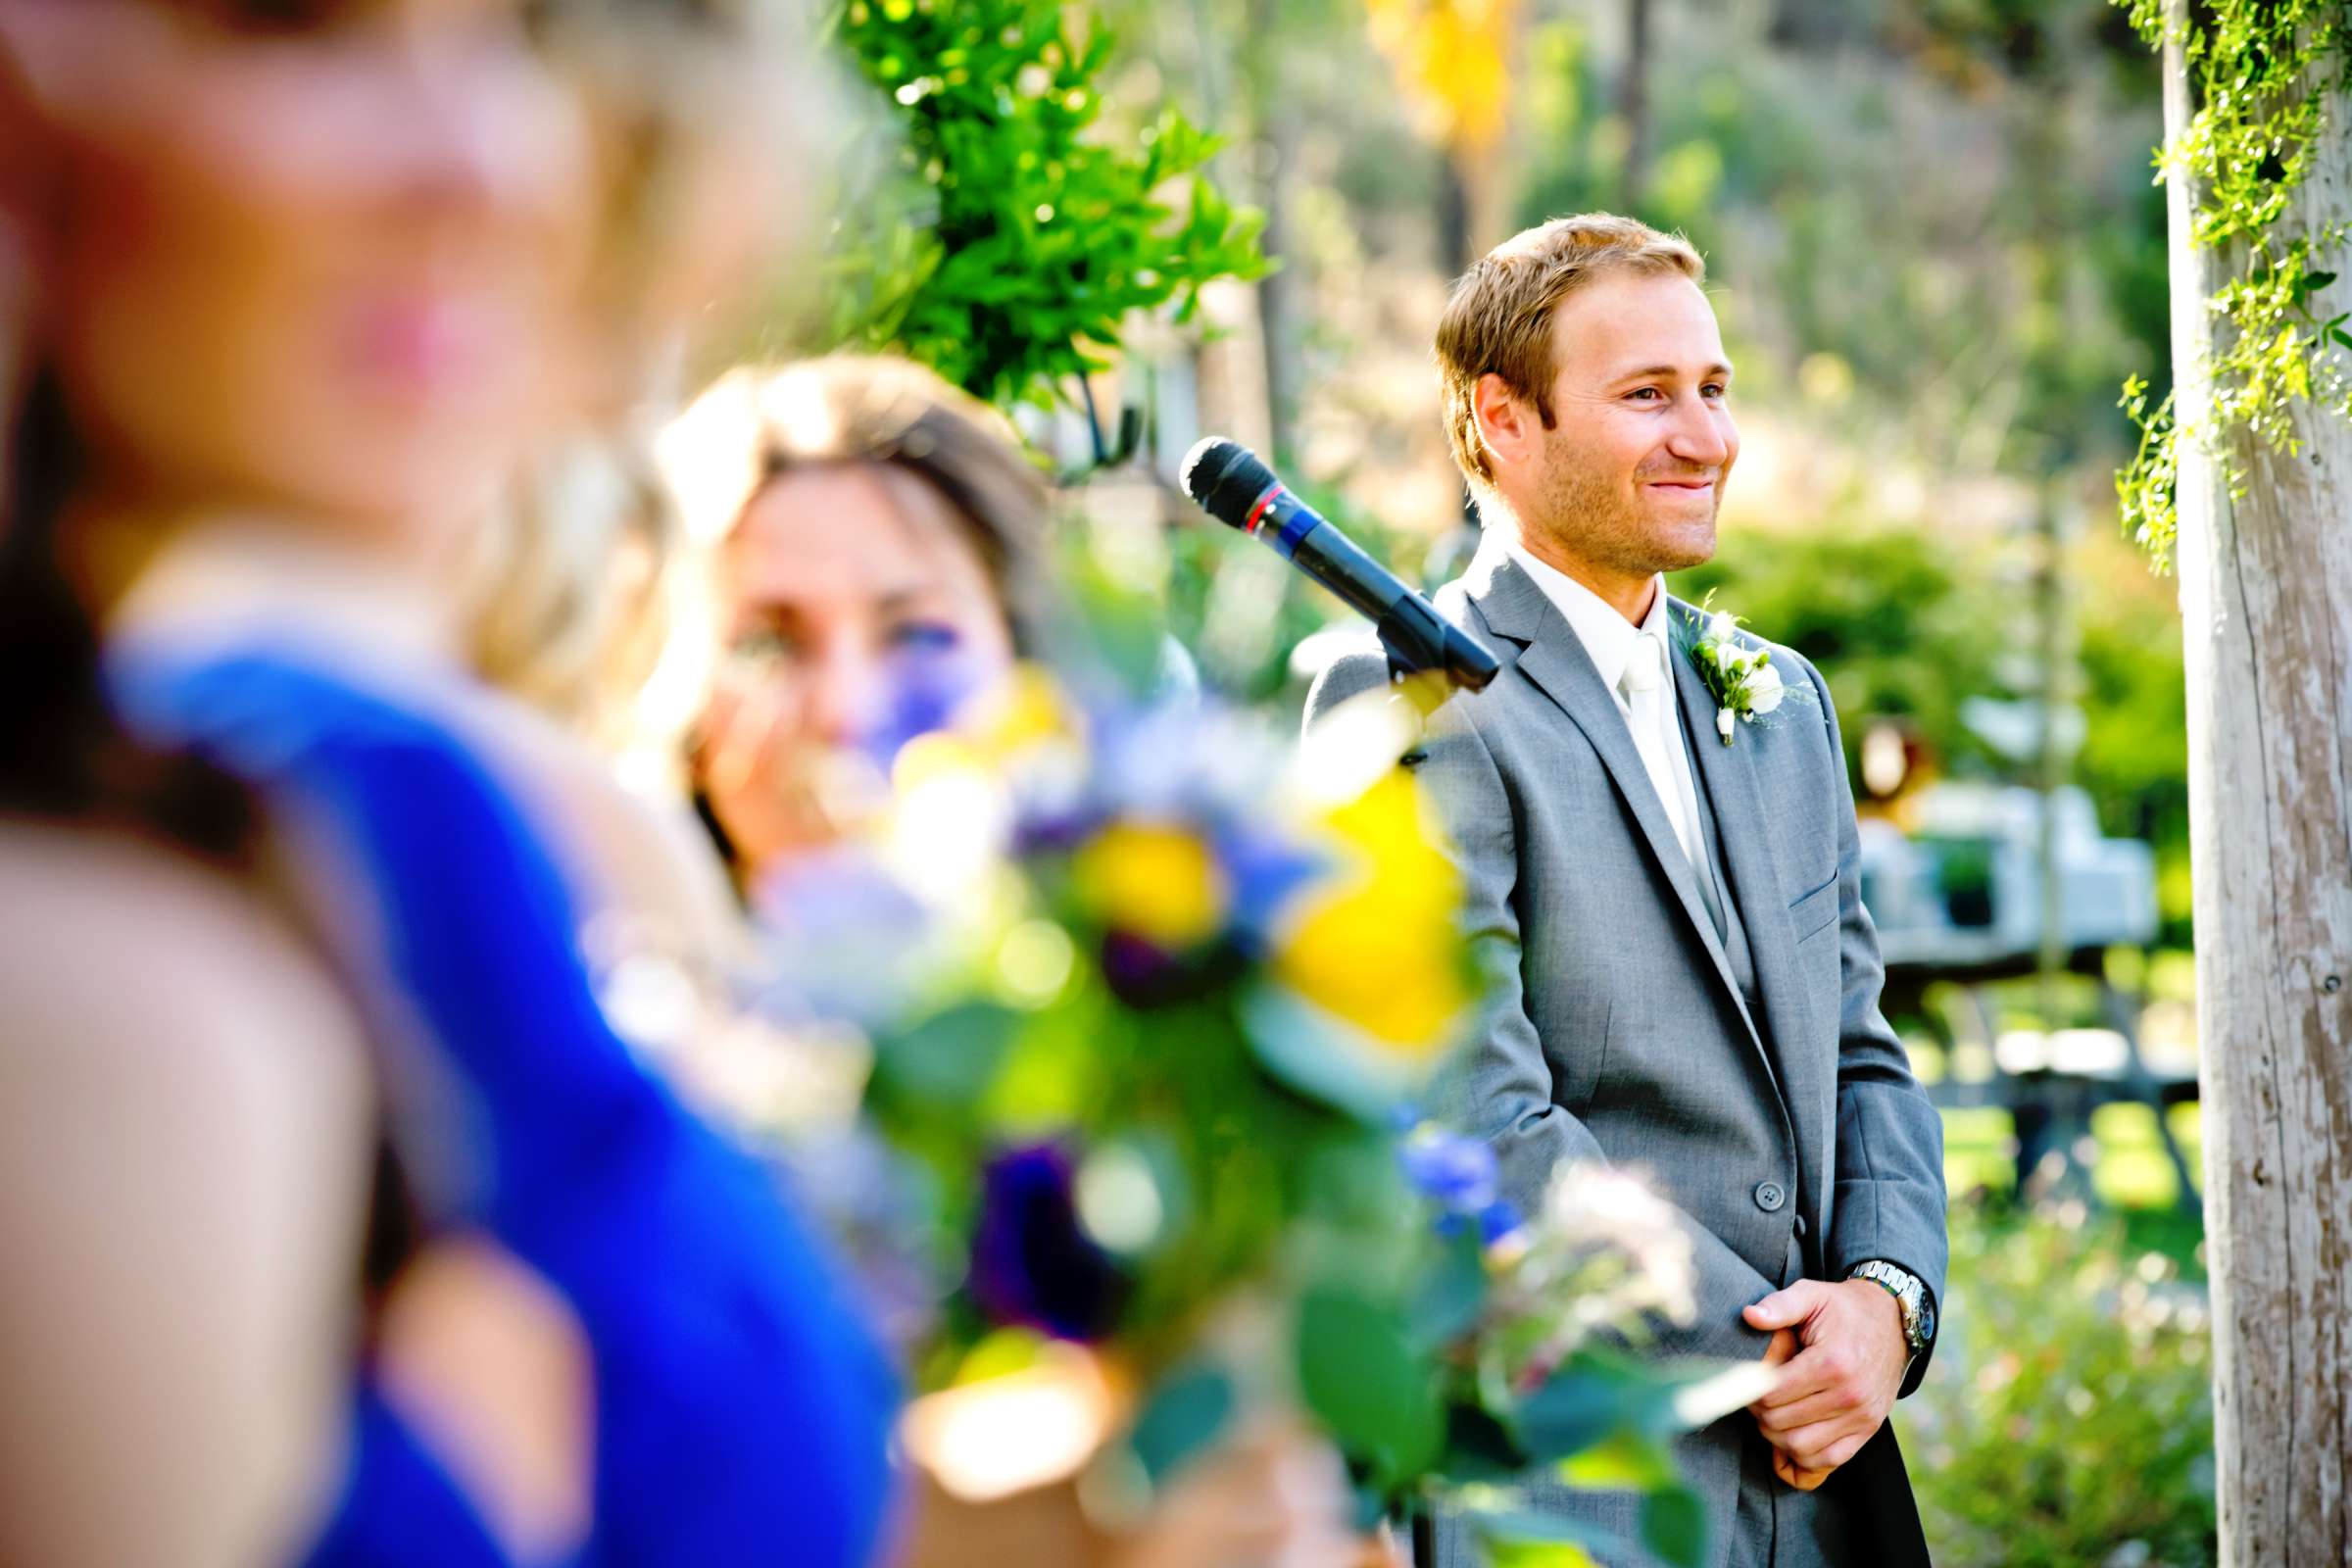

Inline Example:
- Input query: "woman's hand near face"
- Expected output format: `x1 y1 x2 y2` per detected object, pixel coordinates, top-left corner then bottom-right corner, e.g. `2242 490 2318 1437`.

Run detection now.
695 658 879 872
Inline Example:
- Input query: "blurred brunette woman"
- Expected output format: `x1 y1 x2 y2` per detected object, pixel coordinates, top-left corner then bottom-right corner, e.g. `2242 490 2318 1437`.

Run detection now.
669 355 1372 1568
0 3 893 1563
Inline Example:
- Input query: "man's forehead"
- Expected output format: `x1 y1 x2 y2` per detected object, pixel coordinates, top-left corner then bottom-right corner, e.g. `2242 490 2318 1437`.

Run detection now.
1548 273 1728 379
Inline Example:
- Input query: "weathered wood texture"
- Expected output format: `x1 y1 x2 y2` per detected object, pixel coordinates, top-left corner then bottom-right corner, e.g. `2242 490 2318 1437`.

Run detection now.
2165 7 2352 1563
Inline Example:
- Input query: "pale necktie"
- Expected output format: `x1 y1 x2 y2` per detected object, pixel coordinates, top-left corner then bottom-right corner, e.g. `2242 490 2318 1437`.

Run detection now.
1620 630 1725 936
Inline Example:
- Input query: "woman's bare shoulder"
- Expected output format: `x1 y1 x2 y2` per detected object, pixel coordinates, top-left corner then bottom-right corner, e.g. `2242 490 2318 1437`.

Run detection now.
0 823 374 1568
0 821 371 1121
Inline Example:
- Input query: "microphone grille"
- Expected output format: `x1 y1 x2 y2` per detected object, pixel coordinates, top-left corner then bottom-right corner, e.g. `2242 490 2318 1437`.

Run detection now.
1179 437 1279 530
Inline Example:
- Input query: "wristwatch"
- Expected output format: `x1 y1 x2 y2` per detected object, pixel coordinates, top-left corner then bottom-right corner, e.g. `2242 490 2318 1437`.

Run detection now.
1848 1259 1936 1364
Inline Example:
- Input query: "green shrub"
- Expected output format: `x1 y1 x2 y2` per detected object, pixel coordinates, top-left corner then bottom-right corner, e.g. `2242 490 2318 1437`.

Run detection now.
825 0 1269 410
1903 1201 2215 1568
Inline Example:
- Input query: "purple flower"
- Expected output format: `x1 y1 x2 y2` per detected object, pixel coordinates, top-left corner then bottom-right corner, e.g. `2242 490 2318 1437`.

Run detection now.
1098 929 1246 1008
968 1144 1128 1341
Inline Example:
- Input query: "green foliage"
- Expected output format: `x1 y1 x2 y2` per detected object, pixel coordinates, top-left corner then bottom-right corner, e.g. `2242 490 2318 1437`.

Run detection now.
1672 527 2012 783
1905 1200 2216 1568
824 0 1270 410
2115 0 2352 566
2070 537 2192 927
1674 523 2194 933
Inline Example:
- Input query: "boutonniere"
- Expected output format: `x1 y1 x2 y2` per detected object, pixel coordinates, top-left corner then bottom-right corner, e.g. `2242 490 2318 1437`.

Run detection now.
1677 593 1814 746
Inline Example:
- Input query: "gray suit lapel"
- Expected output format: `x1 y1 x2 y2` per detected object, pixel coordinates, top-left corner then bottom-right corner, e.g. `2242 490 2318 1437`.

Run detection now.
1466 548 1775 1086
1668 600 1829 1162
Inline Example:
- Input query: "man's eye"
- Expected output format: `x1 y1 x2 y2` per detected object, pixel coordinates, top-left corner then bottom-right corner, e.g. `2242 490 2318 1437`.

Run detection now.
1702 384 1729 400
1628 387 1664 403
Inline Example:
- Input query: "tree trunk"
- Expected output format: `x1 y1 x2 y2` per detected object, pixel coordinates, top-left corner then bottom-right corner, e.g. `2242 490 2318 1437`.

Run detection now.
1245 0 1301 466
1621 0 1651 213
2164 3 2352 1560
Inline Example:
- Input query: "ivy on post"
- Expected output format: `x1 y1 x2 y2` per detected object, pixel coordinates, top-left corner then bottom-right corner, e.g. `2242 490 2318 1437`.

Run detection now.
2119 3 2352 1562
2116 0 2352 568
823 0 1272 415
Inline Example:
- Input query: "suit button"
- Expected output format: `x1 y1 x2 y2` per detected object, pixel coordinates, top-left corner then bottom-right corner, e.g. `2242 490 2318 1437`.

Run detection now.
1754 1181 1787 1212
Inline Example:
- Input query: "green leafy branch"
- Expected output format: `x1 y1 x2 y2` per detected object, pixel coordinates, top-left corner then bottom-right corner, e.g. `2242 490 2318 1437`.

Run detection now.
825 0 1271 412
2115 0 2352 569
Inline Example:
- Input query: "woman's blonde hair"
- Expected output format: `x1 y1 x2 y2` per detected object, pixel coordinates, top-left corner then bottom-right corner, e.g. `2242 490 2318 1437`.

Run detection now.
657 355 1054 650
462 0 844 785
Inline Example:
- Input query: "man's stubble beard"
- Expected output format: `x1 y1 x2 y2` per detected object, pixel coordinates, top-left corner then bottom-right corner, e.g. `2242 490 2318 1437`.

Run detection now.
1521 426 1721 581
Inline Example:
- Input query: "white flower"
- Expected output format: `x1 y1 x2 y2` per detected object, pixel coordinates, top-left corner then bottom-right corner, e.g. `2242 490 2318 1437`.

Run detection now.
1478 1162 1701 1388
1707 610 1738 644
1740 660 1787 715
1717 708 1736 742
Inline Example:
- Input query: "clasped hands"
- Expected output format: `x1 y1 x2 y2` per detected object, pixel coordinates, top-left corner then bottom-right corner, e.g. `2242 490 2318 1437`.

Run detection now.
1740 1279 1908 1492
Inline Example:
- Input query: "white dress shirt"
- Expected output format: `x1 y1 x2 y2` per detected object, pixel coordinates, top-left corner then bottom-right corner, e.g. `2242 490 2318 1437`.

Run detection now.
1504 540 1726 935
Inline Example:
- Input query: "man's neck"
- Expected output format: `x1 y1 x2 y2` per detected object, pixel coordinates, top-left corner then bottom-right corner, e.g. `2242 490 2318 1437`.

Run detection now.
1508 522 1658 625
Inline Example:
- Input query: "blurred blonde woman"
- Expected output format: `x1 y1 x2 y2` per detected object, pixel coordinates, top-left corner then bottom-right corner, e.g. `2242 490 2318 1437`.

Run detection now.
662 355 1378 1568
0 4 893 1565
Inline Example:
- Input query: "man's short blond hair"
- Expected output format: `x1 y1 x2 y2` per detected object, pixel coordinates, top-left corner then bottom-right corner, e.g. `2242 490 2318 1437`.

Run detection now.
1436 213 1706 490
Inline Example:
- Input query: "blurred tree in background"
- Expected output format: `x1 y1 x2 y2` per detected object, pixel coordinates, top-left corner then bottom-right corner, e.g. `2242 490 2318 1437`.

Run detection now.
1677 524 2192 939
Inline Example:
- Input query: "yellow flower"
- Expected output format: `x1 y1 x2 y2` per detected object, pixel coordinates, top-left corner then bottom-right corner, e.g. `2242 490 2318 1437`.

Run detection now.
1275 767 1468 1054
1072 821 1230 950
961 664 1086 762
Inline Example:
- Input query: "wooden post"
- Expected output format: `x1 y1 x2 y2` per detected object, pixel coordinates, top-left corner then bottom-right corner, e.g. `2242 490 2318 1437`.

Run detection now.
2163 1 2352 1558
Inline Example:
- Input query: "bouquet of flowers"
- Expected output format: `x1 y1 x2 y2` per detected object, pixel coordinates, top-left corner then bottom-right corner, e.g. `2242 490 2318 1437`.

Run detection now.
741 662 1761 1564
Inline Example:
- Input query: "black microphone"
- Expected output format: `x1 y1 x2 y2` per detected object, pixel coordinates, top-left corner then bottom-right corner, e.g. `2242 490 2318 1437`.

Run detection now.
1179 437 1499 692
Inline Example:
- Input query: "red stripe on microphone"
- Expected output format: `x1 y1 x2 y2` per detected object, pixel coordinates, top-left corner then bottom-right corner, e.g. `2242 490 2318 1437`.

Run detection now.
1244 483 1286 536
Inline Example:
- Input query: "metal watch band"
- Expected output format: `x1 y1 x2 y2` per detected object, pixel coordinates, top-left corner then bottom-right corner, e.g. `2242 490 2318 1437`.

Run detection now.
1849 1259 1929 1355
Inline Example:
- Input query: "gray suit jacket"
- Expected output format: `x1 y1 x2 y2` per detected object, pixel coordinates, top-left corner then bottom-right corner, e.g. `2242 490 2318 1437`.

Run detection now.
1304 540 1945 1568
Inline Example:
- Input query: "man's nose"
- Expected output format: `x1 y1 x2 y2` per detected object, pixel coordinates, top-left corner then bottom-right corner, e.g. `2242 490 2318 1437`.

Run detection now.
1665 397 1732 467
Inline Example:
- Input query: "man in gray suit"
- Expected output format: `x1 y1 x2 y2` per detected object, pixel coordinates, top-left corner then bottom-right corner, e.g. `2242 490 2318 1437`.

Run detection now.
1306 215 1946 1566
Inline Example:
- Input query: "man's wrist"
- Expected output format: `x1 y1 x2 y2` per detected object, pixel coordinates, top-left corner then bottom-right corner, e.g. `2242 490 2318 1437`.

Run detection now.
1846 1259 1934 1362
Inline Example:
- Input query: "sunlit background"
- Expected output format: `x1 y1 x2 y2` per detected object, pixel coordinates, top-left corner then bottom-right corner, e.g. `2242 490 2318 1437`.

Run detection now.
800 2 2210 1561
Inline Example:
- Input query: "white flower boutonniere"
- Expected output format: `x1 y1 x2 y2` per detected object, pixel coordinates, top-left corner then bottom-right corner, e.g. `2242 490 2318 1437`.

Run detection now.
1678 594 1813 747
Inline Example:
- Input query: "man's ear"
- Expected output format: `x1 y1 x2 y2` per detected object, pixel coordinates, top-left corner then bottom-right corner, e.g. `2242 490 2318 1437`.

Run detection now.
1472 372 1537 478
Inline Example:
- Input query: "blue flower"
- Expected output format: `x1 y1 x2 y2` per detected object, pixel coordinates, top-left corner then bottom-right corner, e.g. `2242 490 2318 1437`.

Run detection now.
1476 1200 1523 1248
1215 825 1329 949
1399 1125 1500 1215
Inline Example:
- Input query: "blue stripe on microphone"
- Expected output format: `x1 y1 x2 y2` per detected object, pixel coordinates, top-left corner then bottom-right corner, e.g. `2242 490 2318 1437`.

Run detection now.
1270 500 1318 561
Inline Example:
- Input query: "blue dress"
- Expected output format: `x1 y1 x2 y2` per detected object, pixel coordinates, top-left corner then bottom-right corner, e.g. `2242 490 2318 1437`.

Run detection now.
112 645 900 1568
